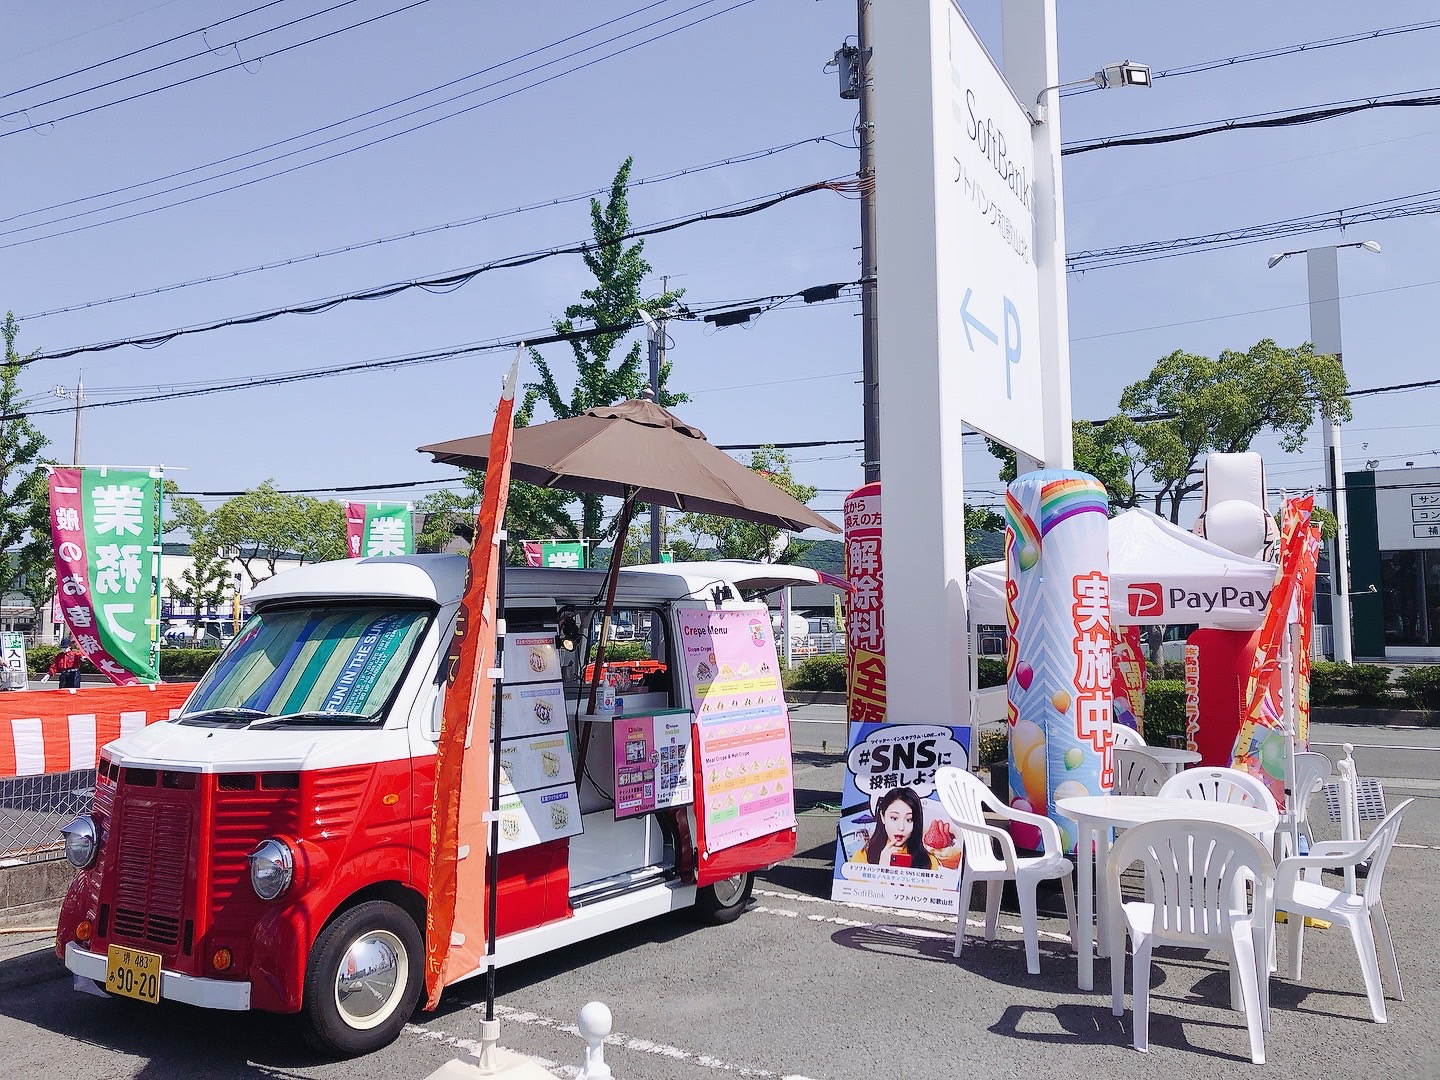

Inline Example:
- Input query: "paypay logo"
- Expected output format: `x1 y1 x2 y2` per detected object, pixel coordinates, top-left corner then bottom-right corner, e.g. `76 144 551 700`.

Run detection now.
1127 582 1165 618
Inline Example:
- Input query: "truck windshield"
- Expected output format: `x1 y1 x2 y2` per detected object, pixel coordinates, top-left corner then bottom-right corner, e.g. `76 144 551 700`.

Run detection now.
181 603 431 723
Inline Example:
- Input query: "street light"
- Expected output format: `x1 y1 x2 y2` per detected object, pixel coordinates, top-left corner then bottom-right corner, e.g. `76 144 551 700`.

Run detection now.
1033 60 1152 124
1267 239 1381 663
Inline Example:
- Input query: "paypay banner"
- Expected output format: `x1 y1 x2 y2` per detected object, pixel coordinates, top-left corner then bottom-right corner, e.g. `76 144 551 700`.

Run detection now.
49 468 160 685
346 502 413 557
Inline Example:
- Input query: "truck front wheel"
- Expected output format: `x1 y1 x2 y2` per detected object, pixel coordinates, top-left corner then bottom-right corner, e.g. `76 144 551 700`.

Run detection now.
302 900 423 1058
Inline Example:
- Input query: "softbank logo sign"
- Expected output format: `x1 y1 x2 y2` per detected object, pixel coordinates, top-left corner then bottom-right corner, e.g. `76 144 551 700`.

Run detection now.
1128 582 1165 618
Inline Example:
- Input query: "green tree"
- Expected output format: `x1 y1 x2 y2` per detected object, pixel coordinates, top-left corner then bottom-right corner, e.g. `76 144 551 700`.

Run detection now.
0 314 54 609
167 546 233 640
675 447 816 563
1118 339 1349 521
986 419 1137 507
205 481 346 585
965 504 1004 569
520 157 685 545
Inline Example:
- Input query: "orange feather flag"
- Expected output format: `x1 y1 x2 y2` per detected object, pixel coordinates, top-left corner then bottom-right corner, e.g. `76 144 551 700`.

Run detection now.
424 352 518 1009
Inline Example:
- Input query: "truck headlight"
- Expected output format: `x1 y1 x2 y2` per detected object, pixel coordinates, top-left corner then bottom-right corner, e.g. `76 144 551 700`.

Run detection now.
248 839 293 900
61 815 98 869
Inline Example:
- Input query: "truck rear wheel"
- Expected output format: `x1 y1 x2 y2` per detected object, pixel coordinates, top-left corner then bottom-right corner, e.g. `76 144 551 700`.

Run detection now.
693 871 754 924
302 900 423 1058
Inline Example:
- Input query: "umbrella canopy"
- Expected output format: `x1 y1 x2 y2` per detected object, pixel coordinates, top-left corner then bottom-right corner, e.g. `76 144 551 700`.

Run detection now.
419 397 839 535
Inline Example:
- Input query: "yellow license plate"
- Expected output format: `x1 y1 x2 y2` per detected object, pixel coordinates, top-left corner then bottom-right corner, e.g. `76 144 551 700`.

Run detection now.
105 944 162 1004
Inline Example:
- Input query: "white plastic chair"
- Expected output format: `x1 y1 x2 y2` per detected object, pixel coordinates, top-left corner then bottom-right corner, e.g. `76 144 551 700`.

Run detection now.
1159 766 1279 855
934 766 1078 975
1113 748 1168 797
1106 820 1276 1064
1111 724 1147 750
1274 798 1413 1023
1274 751 1332 860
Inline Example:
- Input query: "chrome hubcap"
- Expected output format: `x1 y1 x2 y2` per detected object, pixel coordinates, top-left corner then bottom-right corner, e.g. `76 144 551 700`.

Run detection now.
712 873 747 908
334 929 407 1029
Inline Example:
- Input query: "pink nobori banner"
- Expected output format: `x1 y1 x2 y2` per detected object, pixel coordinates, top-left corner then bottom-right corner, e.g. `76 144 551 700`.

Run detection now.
48 469 141 686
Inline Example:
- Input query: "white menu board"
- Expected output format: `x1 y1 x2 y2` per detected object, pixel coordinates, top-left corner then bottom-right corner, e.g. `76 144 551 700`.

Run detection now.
499 732 576 796
495 783 583 852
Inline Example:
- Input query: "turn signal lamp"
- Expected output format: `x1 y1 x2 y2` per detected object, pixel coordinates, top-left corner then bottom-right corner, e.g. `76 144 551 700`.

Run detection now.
211 948 233 972
75 919 93 944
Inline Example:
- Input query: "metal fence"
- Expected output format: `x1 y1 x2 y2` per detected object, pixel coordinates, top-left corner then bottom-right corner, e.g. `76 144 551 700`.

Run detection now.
0 769 93 864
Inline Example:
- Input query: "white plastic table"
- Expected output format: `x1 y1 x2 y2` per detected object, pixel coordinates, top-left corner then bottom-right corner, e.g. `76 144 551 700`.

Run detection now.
1142 746 1202 775
1056 795 1276 991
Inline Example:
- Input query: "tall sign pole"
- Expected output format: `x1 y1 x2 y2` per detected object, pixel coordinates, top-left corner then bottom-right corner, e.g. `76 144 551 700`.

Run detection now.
1003 0 1074 472
1305 246 1352 663
873 0 1066 730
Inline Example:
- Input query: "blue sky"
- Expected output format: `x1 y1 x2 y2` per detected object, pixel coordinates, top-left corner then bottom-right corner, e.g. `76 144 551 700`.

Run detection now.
3 1 1437 533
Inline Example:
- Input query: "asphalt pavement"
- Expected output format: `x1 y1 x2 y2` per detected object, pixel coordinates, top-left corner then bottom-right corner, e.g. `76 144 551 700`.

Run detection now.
0 705 1436 1078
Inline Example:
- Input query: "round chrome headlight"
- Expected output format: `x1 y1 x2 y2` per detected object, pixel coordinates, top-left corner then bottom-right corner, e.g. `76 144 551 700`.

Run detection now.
61 815 98 869
248 839 293 901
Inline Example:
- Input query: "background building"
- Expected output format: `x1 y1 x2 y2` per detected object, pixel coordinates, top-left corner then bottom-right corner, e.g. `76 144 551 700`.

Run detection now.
1347 466 1440 661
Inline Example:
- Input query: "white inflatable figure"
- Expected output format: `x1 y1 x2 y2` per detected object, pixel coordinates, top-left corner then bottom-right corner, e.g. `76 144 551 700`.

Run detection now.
1193 451 1279 561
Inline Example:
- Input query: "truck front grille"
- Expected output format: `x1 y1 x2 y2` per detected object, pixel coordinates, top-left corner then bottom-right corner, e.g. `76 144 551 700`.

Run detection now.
112 799 193 950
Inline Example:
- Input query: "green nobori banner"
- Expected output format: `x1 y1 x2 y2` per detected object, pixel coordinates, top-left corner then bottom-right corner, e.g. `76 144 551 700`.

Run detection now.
49 468 160 684
522 540 586 569
346 502 414 558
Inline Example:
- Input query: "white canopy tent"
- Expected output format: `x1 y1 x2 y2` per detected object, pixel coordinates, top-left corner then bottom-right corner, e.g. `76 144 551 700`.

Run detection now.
968 508 1276 630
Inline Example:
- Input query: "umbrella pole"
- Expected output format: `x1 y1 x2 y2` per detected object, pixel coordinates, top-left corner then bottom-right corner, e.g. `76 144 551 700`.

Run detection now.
586 489 638 716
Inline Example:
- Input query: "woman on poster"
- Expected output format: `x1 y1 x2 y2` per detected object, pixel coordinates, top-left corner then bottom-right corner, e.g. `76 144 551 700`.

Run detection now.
850 787 944 869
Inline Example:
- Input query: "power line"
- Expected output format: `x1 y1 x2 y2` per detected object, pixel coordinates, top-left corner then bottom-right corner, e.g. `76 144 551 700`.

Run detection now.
1062 20 1440 98
0 0 676 232
0 0 756 247
16 180 840 365
2 281 863 418
1063 86 1440 157
17 130 849 320
0 0 438 137
2 0 292 101
1067 184 1440 272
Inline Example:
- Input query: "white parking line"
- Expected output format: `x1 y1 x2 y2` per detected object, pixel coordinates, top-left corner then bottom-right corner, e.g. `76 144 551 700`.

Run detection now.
754 887 1072 941
410 1004 820 1080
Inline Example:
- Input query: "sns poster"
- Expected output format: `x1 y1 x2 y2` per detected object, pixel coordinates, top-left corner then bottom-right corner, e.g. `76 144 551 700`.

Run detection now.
831 722 970 914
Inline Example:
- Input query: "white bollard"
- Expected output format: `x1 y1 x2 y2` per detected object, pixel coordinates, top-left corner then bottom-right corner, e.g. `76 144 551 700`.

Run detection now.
575 1002 613 1080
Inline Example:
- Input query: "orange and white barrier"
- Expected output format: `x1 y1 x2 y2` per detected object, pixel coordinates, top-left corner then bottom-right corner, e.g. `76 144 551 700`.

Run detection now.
0 683 196 778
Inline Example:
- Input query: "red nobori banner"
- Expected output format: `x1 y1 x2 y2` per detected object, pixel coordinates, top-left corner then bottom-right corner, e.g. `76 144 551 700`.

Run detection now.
49 468 161 685
844 482 884 725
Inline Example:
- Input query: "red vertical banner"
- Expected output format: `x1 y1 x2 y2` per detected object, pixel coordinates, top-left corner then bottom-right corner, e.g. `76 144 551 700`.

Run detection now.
1111 625 1146 735
1231 496 1318 806
843 483 884 725
345 503 366 557
424 356 518 1008
1183 642 1201 753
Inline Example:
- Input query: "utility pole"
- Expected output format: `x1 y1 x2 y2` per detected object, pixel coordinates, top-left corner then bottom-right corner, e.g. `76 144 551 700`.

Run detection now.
639 305 666 563
1267 240 1380 663
72 371 83 465
835 5 879 483
857 0 880 483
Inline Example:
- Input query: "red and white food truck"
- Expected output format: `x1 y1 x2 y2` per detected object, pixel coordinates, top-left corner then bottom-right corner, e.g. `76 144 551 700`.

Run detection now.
56 556 812 1055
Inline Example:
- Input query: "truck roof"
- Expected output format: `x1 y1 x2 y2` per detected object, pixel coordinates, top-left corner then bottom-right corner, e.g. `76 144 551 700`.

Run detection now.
244 554 830 608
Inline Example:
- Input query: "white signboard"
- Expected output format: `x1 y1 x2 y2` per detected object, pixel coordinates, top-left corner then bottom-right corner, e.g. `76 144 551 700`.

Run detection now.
0 632 26 690
1376 467 1440 550
940 3 1041 454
